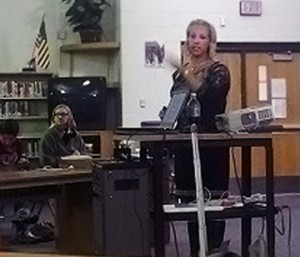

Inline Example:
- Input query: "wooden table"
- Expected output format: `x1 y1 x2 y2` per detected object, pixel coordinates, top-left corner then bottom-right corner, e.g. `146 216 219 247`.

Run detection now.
0 169 91 190
114 131 275 257
0 252 102 257
0 168 94 255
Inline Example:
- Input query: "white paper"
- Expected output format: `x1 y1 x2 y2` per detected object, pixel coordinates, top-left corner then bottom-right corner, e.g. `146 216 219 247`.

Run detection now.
272 99 287 118
61 155 92 161
271 78 286 98
258 82 268 101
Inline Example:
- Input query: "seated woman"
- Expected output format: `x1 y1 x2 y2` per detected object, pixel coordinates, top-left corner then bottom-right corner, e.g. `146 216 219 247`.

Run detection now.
40 104 86 168
0 119 28 170
0 120 35 240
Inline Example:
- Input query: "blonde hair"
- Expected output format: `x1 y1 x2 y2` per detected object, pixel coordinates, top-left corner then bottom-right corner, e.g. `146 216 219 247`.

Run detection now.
184 19 217 59
51 104 77 130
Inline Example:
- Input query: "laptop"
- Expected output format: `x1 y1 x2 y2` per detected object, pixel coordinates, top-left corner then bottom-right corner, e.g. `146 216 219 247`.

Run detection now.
115 90 189 135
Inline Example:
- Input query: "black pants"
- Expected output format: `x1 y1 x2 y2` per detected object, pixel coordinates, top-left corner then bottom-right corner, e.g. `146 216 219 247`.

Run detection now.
188 220 226 253
174 146 229 254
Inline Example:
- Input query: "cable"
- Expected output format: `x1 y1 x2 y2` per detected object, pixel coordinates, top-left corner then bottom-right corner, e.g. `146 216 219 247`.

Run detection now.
225 132 245 206
129 167 148 256
259 216 265 235
203 187 212 202
170 221 181 257
224 131 293 256
255 204 292 257
274 205 292 257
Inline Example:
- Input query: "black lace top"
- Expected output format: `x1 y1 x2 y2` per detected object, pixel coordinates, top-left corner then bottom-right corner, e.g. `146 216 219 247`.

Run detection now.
171 61 230 132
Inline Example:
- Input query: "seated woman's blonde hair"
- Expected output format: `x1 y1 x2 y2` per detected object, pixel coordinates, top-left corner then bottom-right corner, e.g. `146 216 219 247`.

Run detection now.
51 104 77 130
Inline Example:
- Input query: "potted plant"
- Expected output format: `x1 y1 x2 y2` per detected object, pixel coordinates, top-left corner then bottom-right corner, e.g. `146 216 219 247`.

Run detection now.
62 0 111 43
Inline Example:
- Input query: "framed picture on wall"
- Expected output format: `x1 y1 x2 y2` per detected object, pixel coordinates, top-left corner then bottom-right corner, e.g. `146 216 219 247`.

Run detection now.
145 41 165 68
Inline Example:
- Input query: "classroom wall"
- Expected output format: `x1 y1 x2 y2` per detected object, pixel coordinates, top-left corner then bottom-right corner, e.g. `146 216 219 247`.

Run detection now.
0 0 300 127
0 0 60 73
0 0 116 75
120 0 300 126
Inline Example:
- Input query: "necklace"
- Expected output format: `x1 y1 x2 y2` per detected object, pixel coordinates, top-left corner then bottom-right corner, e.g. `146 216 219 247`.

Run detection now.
188 59 213 74
183 59 213 92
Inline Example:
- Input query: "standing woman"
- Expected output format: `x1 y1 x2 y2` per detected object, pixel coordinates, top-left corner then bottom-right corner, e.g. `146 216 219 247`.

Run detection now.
40 104 85 168
171 19 231 256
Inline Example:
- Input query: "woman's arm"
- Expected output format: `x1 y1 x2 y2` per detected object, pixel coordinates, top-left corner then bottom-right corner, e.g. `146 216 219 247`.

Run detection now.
200 63 231 132
71 133 86 155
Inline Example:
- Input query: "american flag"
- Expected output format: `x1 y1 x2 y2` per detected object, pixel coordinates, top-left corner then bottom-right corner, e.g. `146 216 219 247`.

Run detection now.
33 17 50 70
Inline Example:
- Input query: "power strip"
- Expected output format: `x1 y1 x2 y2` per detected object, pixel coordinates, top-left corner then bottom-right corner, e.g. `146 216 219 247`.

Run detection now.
163 204 225 213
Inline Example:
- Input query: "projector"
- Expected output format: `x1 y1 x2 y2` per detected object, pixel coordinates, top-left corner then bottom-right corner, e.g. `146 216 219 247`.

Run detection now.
215 105 274 132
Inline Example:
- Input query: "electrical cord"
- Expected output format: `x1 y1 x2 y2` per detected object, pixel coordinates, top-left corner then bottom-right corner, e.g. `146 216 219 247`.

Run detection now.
274 205 292 257
225 132 246 206
250 204 292 257
224 132 292 256
129 166 148 256
170 221 181 257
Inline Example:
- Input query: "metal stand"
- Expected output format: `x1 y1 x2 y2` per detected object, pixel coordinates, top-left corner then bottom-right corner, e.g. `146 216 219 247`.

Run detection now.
190 124 208 257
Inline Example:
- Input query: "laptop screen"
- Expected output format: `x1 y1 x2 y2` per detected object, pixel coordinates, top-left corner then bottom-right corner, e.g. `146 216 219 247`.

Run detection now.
114 91 188 135
160 91 189 129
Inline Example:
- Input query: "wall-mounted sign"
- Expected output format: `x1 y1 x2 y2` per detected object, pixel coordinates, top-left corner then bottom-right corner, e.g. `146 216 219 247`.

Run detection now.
240 1 262 16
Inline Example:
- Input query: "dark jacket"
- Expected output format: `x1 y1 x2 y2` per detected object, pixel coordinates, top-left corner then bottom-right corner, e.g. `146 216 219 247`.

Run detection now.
171 61 230 133
40 125 85 168
172 60 231 191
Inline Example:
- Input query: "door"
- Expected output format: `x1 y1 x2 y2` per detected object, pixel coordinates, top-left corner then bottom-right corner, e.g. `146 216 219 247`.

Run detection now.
217 52 242 113
246 53 300 176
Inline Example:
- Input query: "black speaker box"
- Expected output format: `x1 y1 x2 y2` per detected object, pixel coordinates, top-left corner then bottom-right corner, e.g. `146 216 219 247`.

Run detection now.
92 161 150 256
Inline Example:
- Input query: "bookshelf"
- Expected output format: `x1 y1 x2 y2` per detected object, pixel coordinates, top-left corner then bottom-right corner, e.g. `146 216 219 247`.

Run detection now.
0 72 53 160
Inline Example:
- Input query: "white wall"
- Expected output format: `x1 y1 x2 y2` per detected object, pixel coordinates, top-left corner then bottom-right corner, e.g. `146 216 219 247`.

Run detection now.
1 0 300 127
120 0 300 126
58 0 118 77
0 0 61 73
0 0 116 76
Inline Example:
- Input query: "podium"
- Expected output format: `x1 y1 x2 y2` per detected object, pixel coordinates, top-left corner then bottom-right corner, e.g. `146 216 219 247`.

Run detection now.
114 132 275 257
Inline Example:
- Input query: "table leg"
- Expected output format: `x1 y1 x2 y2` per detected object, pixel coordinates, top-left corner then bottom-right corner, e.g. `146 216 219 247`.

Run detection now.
241 146 251 257
265 144 275 257
152 142 165 257
56 182 94 254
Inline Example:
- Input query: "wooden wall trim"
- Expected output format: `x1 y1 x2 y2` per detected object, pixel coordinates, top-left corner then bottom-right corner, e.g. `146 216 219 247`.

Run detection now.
217 42 300 53
240 52 247 108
